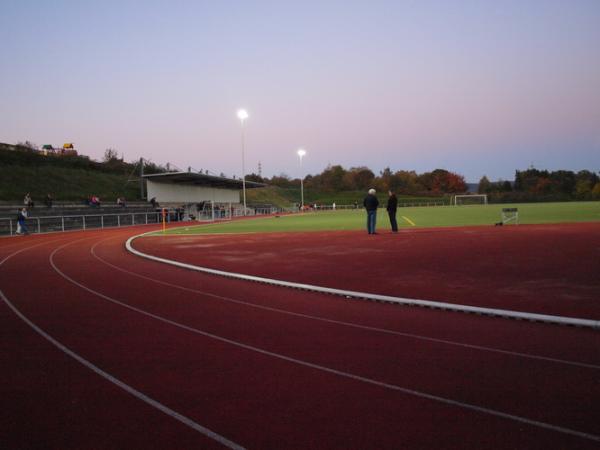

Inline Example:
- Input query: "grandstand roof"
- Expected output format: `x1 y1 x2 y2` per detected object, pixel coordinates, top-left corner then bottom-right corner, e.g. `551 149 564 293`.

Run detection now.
142 172 265 190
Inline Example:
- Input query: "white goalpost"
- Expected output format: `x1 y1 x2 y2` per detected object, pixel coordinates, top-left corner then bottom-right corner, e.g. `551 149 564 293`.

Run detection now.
453 194 488 206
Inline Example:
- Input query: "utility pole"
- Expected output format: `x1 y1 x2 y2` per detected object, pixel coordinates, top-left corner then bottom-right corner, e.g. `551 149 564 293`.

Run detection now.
139 157 145 199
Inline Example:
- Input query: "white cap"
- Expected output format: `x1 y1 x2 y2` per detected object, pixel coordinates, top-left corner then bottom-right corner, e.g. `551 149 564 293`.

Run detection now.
368 188 376 195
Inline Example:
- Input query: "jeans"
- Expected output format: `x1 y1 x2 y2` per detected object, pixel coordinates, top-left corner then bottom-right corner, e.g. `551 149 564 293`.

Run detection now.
367 210 377 234
17 220 28 234
388 210 398 232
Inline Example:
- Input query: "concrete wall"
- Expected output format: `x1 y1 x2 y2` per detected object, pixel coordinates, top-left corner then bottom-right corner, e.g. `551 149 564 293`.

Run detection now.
146 180 240 204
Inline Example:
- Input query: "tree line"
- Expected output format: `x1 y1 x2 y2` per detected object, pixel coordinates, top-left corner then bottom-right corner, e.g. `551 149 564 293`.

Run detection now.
247 165 467 196
8 142 599 200
478 168 600 201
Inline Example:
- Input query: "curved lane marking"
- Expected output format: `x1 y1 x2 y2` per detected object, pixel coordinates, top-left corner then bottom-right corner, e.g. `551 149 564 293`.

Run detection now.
125 232 600 330
0 240 245 450
48 239 600 443
91 237 600 370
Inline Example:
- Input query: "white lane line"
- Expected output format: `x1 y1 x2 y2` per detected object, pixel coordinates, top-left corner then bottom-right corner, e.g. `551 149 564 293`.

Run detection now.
90 238 600 371
0 237 69 266
125 232 600 330
0 291 245 450
50 240 600 443
0 242 245 450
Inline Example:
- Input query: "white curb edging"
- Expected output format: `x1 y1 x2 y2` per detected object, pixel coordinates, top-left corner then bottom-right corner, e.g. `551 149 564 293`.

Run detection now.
125 232 600 330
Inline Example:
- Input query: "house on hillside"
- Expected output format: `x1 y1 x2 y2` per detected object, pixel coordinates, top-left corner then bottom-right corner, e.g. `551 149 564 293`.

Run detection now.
61 143 77 156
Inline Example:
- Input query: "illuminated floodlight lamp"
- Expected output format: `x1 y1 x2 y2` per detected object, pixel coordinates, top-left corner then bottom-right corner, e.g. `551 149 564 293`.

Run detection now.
237 109 249 122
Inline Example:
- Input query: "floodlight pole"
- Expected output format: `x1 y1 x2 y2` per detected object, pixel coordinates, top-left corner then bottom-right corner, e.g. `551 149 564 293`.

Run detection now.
297 149 306 210
241 120 246 215
237 109 249 215
139 157 145 199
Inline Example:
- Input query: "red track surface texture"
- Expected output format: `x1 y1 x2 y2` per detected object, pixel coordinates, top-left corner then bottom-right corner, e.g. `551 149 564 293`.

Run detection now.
134 222 600 319
2 223 600 449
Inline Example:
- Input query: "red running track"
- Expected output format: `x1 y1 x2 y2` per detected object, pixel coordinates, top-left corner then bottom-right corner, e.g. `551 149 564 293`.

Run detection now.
132 222 600 319
1 224 599 449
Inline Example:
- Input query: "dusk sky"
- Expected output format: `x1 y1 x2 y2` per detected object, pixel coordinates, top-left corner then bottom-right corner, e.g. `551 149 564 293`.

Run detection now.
2 1 599 182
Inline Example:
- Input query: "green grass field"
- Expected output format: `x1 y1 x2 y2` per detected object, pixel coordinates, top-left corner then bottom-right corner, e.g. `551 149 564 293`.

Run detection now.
160 201 600 235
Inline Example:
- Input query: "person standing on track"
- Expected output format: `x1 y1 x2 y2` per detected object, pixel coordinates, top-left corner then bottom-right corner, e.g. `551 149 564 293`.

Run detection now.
16 207 29 235
387 190 398 233
363 188 379 235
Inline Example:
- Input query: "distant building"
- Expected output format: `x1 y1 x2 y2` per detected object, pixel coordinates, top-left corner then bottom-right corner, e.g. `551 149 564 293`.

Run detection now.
61 143 77 156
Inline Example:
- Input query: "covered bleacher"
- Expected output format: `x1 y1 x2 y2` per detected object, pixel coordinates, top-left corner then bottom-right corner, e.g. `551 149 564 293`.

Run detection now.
143 172 265 220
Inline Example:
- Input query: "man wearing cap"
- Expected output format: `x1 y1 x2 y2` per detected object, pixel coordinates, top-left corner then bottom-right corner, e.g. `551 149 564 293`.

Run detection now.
363 188 379 234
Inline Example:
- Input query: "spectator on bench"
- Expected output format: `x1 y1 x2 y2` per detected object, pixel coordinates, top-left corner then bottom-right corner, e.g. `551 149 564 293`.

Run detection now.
90 195 101 207
24 193 34 208
44 193 53 208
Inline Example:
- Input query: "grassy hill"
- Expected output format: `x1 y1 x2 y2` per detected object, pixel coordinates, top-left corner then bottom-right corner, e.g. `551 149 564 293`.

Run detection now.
0 144 142 202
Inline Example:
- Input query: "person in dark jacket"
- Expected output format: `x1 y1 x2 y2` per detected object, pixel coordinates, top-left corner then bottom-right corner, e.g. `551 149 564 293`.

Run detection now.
387 190 398 232
363 188 379 234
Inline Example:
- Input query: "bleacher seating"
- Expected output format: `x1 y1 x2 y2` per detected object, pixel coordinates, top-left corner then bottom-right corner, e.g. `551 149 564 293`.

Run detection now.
0 201 162 236
0 201 155 218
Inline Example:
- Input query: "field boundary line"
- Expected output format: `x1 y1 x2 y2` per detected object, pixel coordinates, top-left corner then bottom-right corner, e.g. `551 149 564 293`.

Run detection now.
125 231 600 330
402 216 416 226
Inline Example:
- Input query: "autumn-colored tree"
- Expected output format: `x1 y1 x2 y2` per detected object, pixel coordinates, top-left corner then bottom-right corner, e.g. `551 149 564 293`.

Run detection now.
345 166 375 190
446 172 467 193
550 170 576 194
574 180 592 198
532 177 554 194
269 173 294 188
592 182 600 199
318 165 346 191
393 170 422 193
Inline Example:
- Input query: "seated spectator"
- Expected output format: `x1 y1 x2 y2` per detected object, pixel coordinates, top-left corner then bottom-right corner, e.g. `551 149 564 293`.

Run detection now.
44 193 53 208
24 193 34 208
90 195 101 207
117 197 126 207
150 197 159 208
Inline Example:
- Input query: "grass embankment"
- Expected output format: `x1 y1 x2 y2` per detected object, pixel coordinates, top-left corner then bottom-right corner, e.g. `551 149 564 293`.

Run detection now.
0 145 141 202
161 202 600 235
0 165 140 202
246 186 447 208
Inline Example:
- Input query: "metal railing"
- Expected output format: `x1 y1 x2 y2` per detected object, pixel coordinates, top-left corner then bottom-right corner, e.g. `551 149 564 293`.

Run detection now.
1 206 287 237
296 201 449 211
0 211 165 236
196 203 284 221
